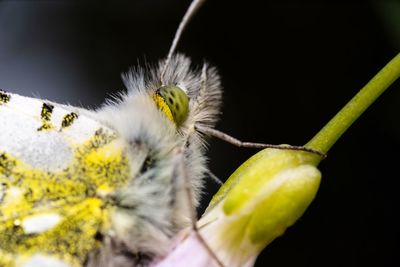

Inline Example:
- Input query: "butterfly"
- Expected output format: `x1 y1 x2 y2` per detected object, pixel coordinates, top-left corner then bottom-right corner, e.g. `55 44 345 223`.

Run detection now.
0 52 223 267
0 0 226 265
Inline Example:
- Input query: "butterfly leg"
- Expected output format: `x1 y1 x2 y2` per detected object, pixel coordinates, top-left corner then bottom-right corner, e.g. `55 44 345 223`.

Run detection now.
206 170 223 186
195 124 327 159
173 150 225 267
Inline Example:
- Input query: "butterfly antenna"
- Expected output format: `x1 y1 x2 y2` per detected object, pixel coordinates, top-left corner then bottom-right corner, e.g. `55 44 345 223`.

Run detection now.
160 0 207 85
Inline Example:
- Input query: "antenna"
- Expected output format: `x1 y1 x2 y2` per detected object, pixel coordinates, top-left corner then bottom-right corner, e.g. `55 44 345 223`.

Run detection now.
160 0 206 85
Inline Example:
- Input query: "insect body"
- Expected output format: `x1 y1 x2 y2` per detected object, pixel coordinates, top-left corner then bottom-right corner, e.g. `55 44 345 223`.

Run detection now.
0 54 222 266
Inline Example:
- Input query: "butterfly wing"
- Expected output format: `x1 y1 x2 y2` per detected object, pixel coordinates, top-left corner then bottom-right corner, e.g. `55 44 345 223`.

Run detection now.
0 91 130 267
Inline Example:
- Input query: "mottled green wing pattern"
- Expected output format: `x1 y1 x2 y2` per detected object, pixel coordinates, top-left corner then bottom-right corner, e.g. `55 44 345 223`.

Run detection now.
0 92 130 267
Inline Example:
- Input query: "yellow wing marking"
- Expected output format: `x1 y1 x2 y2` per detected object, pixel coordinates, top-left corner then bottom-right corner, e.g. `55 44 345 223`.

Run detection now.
61 112 79 129
0 128 130 267
37 102 55 131
0 90 11 105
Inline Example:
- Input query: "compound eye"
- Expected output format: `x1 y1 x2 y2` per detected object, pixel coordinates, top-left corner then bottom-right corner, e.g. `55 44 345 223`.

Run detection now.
153 86 189 126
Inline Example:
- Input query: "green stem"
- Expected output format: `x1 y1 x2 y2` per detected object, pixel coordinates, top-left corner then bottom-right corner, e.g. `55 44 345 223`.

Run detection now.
306 53 400 156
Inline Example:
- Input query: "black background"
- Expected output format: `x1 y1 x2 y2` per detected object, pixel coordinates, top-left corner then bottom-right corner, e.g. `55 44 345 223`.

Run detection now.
0 1 399 266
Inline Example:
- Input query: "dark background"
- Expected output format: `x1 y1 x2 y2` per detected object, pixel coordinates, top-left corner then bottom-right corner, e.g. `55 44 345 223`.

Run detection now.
0 0 399 266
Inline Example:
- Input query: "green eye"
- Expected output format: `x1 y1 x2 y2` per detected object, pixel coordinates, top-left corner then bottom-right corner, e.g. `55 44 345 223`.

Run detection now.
153 86 189 126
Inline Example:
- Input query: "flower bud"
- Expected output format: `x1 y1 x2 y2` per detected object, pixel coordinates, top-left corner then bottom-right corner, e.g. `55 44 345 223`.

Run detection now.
153 148 321 267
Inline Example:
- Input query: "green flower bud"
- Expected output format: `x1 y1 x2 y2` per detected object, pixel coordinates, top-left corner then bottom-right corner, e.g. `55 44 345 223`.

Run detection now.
198 149 321 266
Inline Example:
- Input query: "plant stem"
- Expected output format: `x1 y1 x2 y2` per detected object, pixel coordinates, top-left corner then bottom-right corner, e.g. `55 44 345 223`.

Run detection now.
306 53 400 157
